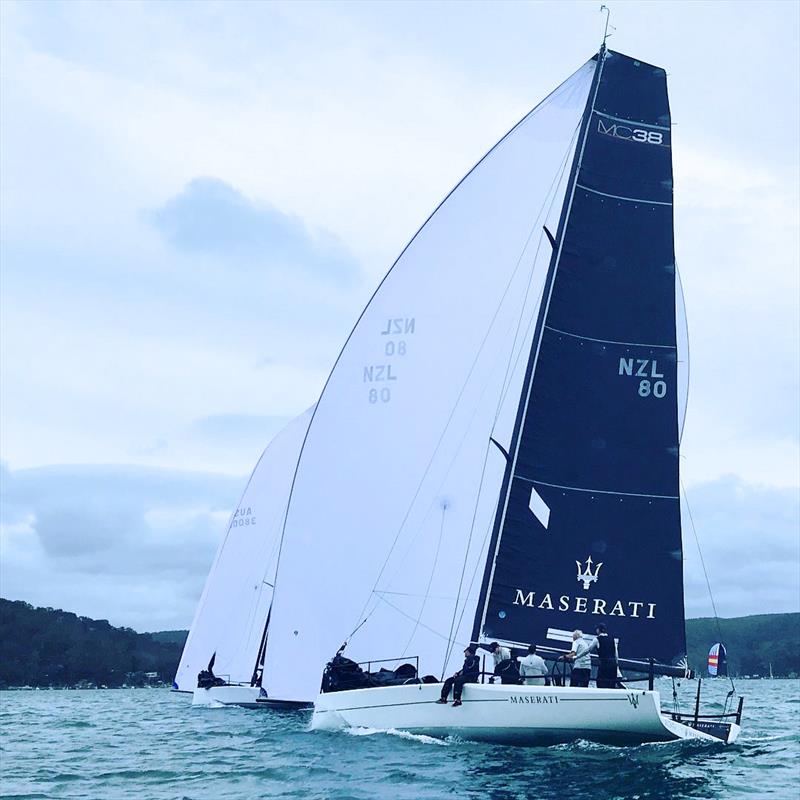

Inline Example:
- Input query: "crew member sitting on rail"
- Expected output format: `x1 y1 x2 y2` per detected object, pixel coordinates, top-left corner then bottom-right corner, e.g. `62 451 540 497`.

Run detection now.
436 644 480 707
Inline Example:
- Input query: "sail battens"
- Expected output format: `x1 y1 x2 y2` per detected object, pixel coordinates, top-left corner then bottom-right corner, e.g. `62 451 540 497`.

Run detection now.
594 110 670 131
544 325 676 350
516 476 679 500
575 184 673 206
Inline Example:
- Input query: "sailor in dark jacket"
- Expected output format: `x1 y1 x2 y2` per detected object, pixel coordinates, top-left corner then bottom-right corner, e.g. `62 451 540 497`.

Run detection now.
437 644 480 706
594 624 619 688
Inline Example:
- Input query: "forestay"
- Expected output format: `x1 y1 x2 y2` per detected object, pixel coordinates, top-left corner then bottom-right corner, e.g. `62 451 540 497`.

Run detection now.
476 50 687 666
264 61 597 702
174 408 313 691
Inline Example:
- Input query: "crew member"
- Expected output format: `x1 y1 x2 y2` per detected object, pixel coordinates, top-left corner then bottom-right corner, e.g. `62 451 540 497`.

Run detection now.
437 644 480 707
594 623 619 688
517 644 548 686
567 630 592 687
485 641 516 684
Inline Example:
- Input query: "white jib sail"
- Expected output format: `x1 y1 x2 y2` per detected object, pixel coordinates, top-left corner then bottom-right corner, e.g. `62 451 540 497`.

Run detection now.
174 407 314 691
264 61 596 703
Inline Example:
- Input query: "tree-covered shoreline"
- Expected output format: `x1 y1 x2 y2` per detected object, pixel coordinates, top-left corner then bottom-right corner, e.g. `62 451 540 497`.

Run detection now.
1 598 797 688
0 599 183 689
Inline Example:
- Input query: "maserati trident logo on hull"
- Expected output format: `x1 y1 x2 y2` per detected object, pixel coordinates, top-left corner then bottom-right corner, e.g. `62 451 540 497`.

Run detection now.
576 556 602 590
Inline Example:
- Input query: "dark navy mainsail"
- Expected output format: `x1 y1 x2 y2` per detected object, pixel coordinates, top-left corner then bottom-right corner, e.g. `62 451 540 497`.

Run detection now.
474 49 686 666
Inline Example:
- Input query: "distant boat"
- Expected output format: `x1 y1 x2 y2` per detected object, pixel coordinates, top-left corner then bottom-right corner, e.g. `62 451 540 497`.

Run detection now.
708 643 728 677
174 408 315 708
259 43 744 744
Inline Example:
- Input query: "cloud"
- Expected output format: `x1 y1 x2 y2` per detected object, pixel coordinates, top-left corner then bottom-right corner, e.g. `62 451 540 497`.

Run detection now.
0 1 797 633
681 475 800 618
0 463 243 630
147 177 358 283
188 413 290 446
2 464 796 634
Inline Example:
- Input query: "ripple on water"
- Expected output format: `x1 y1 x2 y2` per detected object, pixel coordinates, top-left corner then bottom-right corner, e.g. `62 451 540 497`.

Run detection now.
0 682 798 800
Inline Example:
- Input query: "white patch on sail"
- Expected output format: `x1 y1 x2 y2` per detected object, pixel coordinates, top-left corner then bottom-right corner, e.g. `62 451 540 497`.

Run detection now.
546 628 576 644
528 486 550 529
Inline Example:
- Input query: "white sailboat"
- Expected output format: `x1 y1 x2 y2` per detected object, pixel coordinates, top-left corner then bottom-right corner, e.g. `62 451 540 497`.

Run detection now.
259 43 743 743
174 407 314 708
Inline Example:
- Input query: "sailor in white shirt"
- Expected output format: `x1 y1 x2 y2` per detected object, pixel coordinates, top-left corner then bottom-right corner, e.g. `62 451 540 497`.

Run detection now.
517 644 548 685
483 642 515 683
489 642 511 669
567 629 596 687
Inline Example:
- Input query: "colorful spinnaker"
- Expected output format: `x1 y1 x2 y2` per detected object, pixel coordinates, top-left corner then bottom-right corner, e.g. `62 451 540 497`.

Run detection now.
708 642 728 677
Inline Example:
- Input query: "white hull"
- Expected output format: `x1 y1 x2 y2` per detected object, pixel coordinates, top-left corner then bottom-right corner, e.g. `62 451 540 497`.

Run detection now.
192 685 263 708
192 684 313 710
312 684 740 746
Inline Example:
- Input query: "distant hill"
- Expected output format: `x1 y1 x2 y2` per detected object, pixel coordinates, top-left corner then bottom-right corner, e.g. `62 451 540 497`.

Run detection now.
150 619 799 677
686 613 799 678
0 599 184 688
146 630 189 647
1 598 797 687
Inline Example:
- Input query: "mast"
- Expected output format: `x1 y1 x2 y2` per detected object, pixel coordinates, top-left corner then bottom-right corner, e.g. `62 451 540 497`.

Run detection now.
472 45 608 643
250 604 271 686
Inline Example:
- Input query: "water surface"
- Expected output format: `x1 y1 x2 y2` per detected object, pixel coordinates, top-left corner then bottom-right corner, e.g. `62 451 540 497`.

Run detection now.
1 680 798 799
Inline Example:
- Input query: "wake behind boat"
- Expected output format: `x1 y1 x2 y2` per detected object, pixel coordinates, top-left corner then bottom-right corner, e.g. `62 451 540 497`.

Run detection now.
275 42 746 745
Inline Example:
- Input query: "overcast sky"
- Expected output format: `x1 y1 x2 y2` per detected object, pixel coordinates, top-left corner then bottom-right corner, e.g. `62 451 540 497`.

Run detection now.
1 0 798 632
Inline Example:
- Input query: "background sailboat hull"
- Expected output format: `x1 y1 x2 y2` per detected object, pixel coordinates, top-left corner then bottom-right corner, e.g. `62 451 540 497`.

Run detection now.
191 685 313 709
191 685 263 708
312 684 739 746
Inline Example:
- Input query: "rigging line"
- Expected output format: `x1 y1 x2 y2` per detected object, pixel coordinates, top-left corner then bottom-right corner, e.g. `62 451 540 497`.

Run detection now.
368 219 573 602
439 123 581 676
492 122 582 412
376 112 582 612
367 317 527 607
441 440 492 677
370 152 575 661
375 590 477 601
477 46 610 640
374 594 461 647
270 65 596 644
346 172 587 637
448 511 498 662
402 503 448 656
491 124 579 422
681 478 736 697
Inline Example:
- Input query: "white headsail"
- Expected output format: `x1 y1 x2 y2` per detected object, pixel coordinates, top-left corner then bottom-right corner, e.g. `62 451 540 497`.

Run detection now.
264 61 596 702
174 407 314 691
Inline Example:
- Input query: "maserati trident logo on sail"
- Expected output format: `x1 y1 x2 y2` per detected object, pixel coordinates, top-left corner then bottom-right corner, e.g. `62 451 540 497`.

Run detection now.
576 556 602 590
